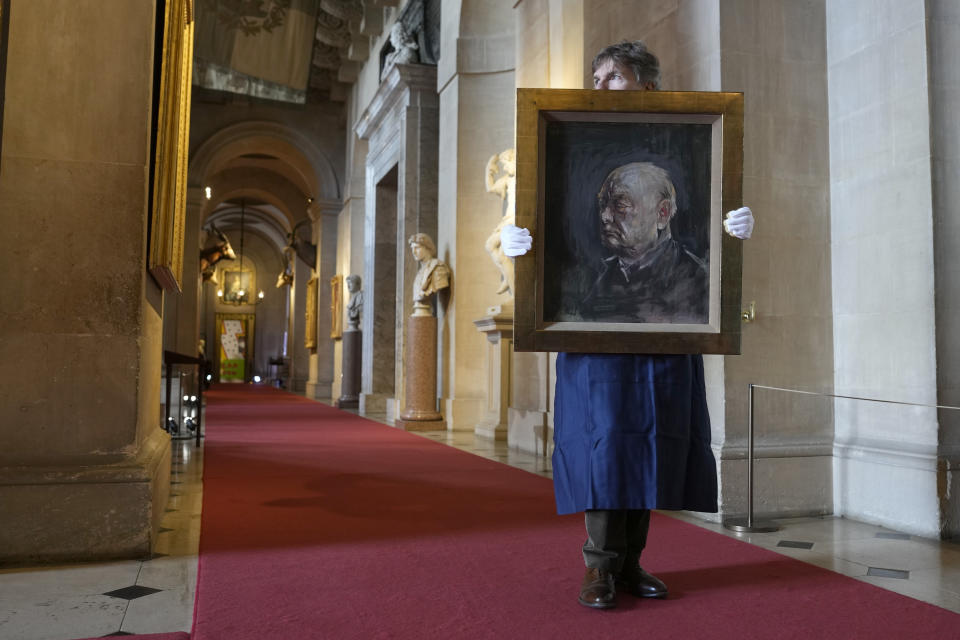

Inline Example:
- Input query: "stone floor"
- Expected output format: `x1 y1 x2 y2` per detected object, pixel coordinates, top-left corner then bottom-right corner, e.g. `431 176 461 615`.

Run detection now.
4 406 960 639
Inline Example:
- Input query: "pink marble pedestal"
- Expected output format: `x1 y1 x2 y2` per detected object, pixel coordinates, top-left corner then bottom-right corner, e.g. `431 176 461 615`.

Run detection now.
395 315 445 430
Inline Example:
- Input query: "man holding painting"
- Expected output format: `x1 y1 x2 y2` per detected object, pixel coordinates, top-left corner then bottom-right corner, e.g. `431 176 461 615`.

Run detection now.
502 40 754 610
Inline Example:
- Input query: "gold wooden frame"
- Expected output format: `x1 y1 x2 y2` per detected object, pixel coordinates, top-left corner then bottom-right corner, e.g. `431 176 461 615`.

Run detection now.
330 275 343 340
0 0 10 171
220 268 255 305
514 89 743 354
149 0 195 291
305 276 318 349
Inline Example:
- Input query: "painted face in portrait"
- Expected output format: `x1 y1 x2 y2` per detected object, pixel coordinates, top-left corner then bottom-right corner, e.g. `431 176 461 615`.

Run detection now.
597 165 674 261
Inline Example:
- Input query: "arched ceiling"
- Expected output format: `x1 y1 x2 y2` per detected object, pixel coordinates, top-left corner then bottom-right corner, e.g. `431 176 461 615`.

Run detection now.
205 202 291 254
190 120 338 200
203 166 308 228
191 123 336 260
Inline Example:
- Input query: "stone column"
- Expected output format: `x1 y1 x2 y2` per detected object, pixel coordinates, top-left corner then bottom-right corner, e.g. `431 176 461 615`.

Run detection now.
306 200 340 401
929 0 960 536
503 0 580 455
0 0 170 562
827 0 940 535
576 0 835 523
436 0 517 431
473 305 514 440
289 253 311 392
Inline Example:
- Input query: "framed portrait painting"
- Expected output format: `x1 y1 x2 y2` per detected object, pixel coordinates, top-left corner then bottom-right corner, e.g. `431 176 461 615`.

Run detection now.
514 89 743 354
220 269 254 305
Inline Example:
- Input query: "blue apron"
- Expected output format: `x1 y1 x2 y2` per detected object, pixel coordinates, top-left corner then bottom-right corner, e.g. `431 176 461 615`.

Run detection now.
552 352 718 515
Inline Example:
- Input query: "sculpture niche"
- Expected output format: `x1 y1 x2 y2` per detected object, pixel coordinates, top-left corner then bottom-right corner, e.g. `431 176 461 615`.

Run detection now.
337 274 363 409
396 233 449 430
199 224 237 285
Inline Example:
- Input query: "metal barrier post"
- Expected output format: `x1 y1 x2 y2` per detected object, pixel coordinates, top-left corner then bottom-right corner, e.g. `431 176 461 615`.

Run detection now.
195 370 204 447
724 383 779 533
164 361 173 433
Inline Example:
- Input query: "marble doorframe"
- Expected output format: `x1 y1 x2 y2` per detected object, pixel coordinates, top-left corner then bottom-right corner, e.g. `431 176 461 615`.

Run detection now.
355 64 439 419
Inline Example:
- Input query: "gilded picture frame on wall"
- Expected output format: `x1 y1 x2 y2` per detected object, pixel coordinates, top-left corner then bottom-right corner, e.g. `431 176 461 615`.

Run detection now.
0 0 10 172
513 88 744 355
305 276 318 350
330 274 343 340
220 268 254 305
148 0 195 292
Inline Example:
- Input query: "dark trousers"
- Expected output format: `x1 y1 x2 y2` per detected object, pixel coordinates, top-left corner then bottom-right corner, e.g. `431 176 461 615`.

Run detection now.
582 509 651 571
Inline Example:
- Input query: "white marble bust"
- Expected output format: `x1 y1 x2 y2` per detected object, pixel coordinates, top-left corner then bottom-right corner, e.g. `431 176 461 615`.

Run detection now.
408 233 450 317
381 21 419 80
345 274 363 331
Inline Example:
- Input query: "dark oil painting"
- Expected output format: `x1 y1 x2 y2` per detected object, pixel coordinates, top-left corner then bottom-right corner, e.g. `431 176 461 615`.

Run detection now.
542 120 713 325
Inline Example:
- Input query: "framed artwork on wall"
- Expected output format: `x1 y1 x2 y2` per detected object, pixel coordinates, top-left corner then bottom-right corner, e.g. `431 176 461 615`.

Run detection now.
0 0 10 172
305 276 318 349
330 274 343 340
513 88 744 355
217 312 254 383
148 0 195 291
220 268 254 305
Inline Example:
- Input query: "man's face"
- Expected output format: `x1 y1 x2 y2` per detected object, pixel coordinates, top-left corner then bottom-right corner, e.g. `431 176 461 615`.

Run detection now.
597 169 660 259
593 59 648 91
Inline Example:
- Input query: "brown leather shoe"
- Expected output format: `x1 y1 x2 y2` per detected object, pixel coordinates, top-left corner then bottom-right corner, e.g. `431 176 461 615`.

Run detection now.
617 564 668 598
578 567 617 609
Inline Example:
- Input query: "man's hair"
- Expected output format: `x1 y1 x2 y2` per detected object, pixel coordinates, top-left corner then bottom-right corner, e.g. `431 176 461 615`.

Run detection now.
592 40 661 89
407 233 437 257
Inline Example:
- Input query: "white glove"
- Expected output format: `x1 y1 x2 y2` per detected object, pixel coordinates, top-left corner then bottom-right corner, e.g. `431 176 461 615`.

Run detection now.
501 224 532 257
723 206 754 239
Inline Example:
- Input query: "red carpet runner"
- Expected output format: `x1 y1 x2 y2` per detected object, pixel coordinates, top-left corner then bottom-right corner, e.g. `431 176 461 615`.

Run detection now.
105 384 960 638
